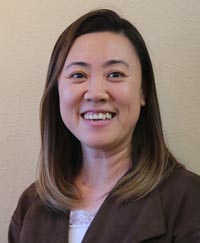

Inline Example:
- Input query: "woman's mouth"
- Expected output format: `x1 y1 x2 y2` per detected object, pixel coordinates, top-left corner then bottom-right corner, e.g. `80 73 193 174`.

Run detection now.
81 112 116 121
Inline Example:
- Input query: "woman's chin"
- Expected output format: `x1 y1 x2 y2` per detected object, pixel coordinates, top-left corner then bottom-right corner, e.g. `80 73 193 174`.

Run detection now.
81 139 117 152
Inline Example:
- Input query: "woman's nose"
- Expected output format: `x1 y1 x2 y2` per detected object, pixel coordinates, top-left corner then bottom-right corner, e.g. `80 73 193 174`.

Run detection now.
83 78 109 102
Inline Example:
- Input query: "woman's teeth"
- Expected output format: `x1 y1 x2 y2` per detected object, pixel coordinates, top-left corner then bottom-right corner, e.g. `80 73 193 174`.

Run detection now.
83 112 113 120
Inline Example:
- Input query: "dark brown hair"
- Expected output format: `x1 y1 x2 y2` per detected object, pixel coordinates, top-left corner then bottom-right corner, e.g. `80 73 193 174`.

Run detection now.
37 9 182 212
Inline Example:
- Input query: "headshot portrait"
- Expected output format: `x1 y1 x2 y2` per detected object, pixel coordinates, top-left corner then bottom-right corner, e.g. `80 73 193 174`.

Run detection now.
1 1 199 243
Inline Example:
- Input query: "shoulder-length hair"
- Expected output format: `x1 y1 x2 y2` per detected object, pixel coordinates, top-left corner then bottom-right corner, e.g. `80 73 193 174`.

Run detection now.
36 9 182 212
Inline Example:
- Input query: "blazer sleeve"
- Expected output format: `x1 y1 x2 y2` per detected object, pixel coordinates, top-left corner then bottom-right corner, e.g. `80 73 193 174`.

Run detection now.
8 183 38 243
8 213 20 243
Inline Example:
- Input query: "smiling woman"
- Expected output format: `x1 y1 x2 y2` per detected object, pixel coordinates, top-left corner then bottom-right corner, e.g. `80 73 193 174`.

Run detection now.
8 9 200 243
58 32 144 151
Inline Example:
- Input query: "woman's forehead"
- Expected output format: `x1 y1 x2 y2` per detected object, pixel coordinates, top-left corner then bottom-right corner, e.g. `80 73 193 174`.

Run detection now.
64 32 139 68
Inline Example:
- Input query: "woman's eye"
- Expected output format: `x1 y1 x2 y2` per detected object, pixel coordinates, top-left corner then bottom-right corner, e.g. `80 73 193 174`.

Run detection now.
107 72 125 80
70 72 87 79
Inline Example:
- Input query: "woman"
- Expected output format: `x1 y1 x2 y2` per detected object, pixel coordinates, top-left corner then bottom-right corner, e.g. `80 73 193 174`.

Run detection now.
9 9 200 243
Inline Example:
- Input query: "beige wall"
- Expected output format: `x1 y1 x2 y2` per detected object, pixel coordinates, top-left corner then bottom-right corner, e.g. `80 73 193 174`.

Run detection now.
1 0 200 242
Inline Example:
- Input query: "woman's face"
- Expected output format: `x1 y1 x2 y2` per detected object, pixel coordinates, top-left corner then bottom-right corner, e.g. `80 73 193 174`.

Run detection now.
58 32 145 152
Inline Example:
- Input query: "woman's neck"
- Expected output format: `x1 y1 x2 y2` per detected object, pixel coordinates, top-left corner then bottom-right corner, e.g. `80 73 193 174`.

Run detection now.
74 144 132 211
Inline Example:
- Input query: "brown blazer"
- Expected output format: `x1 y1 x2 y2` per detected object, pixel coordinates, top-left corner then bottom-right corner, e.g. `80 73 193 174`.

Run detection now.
8 168 200 243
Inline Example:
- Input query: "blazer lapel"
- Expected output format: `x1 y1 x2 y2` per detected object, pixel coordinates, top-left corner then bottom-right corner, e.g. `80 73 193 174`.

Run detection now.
131 188 166 242
82 188 166 242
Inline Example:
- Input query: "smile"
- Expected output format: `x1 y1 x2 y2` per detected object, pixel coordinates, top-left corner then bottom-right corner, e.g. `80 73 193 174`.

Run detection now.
82 112 116 121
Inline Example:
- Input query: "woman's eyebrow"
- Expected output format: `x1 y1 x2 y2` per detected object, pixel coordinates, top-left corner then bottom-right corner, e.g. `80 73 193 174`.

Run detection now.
64 59 129 70
65 62 90 70
102 59 129 68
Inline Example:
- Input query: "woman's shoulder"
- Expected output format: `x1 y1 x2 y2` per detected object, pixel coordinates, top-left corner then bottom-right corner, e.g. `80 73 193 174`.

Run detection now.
156 168 200 240
17 182 39 209
159 168 200 235
10 183 40 226
9 183 40 242
159 167 200 204
160 167 200 194
9 183 67 242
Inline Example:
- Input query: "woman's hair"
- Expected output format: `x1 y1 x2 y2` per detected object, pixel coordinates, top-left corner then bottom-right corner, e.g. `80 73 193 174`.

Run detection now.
37 9 182 212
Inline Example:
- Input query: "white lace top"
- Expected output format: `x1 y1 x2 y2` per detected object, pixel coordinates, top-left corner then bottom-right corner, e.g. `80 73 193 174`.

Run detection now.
68 210 96 243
